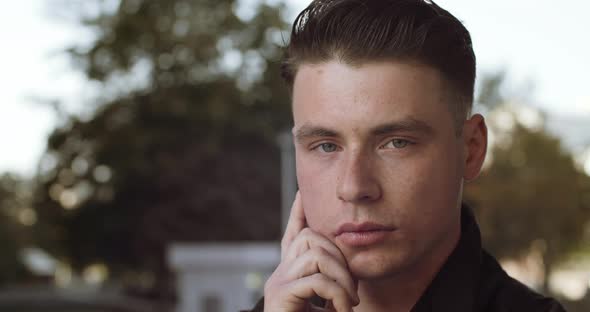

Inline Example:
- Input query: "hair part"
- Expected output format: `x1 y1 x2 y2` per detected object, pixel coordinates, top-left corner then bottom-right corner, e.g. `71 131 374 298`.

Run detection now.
281 0 476 135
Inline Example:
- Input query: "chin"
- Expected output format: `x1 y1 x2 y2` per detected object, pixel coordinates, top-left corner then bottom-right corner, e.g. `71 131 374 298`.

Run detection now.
346 248 411 281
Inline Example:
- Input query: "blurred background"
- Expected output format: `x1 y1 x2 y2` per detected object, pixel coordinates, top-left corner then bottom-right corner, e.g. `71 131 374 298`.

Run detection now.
0 0 589 311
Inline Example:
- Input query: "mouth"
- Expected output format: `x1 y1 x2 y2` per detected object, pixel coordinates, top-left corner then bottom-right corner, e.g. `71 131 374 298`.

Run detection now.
334 222 396 247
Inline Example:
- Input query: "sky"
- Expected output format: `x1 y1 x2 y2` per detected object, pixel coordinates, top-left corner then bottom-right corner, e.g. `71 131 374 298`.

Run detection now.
1 0 589 176
0 1 93 176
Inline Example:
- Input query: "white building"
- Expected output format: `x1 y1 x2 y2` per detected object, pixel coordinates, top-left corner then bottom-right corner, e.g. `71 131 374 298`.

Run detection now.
167 132 295 312
168 243 280 312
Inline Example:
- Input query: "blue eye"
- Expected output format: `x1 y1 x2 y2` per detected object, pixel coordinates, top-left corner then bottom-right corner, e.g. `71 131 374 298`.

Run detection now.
383 139 411 149
318 143 338 153
392 139 408 148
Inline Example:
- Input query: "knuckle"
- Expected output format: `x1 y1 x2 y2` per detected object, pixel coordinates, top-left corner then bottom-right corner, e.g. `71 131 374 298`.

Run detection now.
280 238 289 250
309 246 330 260
281 233 294 246
264 265 289 292
299 227 314 237
311 272 332 286
309 272 324 282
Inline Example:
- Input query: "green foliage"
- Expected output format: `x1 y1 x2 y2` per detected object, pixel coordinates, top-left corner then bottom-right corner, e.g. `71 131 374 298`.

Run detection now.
33 0 292 285
468 72 590 269
466 123 590 265
0 174 33 284
466 73 590 295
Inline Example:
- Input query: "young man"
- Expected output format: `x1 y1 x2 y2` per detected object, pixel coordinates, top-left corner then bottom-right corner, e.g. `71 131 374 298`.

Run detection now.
250 0 566 311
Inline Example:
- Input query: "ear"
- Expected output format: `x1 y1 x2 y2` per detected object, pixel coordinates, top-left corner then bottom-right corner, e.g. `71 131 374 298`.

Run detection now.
462 114 488 181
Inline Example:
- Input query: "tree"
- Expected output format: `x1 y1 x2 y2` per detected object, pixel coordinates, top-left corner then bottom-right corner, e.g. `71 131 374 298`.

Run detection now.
33 0 292 297
0 174 34 285
465 74 590 292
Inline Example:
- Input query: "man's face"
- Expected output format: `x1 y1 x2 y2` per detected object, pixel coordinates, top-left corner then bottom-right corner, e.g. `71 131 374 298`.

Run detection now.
292 61 467 280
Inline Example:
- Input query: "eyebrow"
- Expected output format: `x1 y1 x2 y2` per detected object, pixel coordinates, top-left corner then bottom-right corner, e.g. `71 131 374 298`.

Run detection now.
370 118 435 137
294 126 340 143
294 118 434 143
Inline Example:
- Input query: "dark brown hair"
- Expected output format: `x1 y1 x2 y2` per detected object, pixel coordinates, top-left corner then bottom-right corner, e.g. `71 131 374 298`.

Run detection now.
281 0 476 131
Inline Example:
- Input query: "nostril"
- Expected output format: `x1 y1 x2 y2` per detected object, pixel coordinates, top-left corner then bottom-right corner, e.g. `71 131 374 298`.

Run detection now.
336 155 382 202
337 180 382 203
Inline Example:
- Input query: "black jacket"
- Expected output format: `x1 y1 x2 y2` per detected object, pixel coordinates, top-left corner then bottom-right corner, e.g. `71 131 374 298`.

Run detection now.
248 206 567 311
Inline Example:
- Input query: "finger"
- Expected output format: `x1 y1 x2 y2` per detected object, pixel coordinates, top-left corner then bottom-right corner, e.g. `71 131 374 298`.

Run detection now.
284 228 347 268
284 273 354 312
281 191 306 259
286 247 359 305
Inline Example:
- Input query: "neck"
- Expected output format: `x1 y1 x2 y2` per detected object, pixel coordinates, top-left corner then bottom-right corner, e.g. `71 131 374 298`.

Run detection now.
353 223 461 312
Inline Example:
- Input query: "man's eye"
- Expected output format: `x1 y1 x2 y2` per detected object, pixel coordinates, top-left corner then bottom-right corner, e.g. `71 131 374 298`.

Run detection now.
317 143 338 153
384 139 411 149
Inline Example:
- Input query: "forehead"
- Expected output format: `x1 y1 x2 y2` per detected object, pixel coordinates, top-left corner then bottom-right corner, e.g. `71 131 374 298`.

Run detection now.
292 60 454 134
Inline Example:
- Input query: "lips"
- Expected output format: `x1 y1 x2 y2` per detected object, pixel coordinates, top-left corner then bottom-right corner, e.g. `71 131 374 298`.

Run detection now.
335 222 396 247
335 222 396 235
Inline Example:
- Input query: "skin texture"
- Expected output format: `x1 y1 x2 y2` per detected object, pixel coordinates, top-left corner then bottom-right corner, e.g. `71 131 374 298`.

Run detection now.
264 60 488 312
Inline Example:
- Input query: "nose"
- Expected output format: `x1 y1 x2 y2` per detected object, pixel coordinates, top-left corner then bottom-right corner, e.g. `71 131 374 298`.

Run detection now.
336 150 382 203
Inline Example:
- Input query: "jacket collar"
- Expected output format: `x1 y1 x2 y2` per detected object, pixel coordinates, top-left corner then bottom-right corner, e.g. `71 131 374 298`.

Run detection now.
411 204 482 312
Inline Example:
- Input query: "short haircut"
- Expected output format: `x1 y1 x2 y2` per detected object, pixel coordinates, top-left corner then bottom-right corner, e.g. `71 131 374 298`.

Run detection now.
281 0 476 133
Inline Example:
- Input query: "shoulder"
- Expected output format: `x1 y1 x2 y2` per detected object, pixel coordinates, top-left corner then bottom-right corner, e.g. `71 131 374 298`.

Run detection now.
477 251 567 312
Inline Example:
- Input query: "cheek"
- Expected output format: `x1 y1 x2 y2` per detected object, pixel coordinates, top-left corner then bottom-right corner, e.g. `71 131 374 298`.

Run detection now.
296 154 339 231
425 142 464 198
385 143 463 224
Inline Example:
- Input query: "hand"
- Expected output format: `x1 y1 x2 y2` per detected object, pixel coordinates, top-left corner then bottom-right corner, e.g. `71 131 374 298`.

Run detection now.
263 192 359 312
